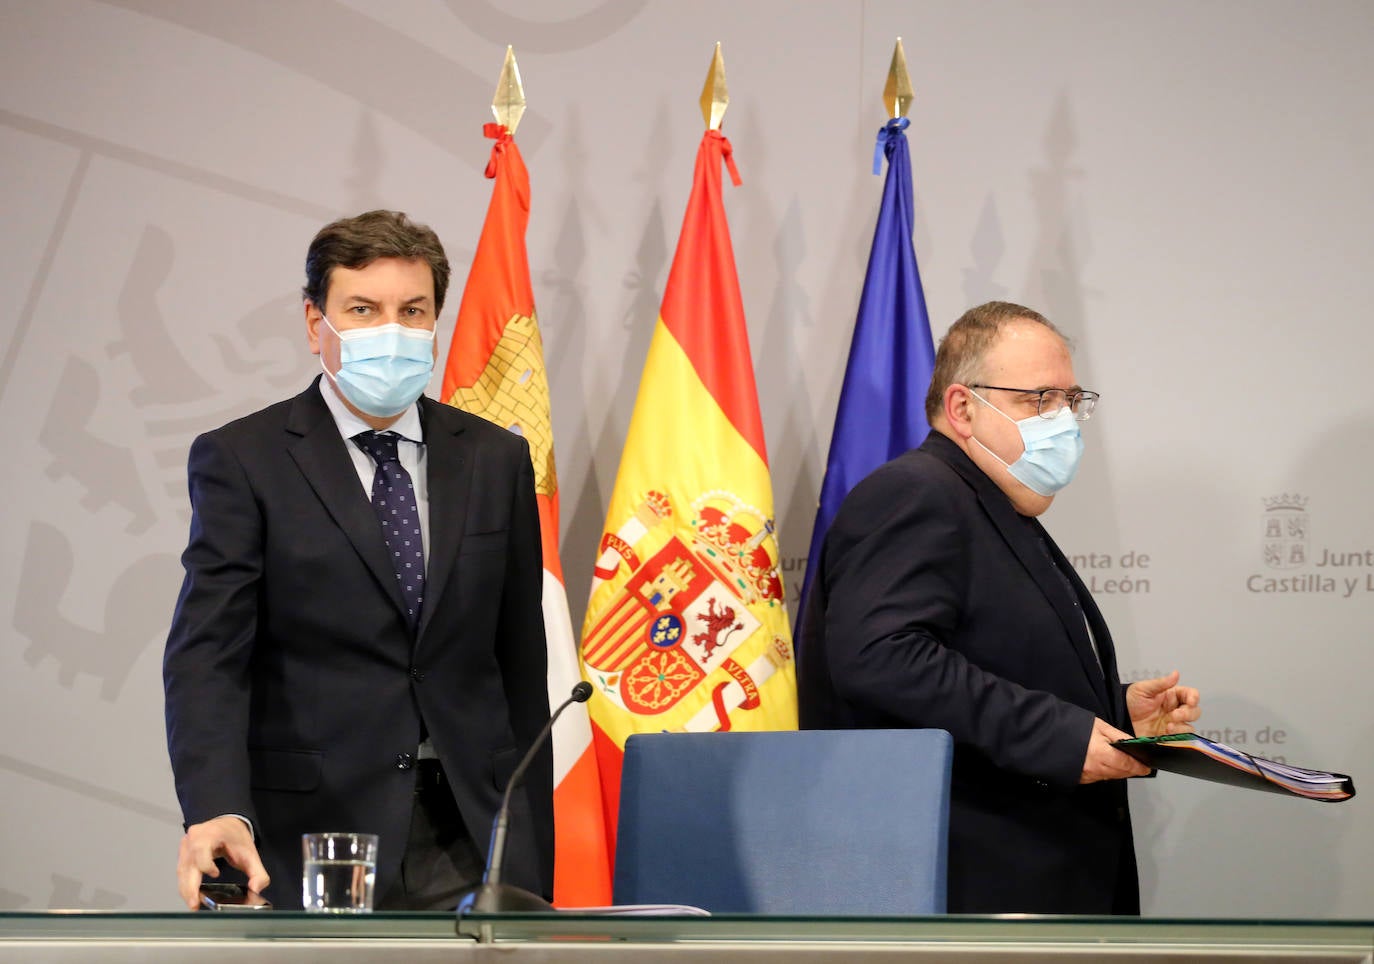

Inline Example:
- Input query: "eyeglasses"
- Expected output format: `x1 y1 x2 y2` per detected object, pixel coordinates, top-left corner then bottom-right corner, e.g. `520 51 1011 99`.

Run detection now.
969 384 1100 421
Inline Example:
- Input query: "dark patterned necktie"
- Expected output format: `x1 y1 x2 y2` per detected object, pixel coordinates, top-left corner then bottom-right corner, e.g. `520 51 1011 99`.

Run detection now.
354 431 425 630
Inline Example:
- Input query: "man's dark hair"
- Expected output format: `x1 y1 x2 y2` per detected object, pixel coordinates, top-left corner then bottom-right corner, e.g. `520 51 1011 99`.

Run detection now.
303 210 451 315
924 301 1067 421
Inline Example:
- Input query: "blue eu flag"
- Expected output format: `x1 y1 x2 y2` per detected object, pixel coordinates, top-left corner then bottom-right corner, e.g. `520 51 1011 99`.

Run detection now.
796 118 936 647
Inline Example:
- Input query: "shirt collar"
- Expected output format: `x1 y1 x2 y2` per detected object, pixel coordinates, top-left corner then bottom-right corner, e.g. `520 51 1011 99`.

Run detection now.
317 379 425 445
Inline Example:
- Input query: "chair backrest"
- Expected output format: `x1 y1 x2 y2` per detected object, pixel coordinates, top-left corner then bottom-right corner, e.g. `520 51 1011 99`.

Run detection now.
612 729 952 915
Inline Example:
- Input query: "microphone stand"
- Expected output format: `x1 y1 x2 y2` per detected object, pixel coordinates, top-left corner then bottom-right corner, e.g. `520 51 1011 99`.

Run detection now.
458 681 593 931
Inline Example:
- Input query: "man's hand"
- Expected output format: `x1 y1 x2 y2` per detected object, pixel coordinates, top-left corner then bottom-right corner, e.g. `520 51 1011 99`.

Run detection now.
1127 670 1201 738
1080 717 1153 784
176 815 270 910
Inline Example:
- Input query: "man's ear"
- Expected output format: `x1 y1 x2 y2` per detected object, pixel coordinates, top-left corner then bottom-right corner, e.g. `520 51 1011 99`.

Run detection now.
304 300 323 355
944 384 976 440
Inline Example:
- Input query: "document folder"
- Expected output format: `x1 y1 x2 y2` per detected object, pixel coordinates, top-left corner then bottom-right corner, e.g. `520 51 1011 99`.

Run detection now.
1113 733 1354 802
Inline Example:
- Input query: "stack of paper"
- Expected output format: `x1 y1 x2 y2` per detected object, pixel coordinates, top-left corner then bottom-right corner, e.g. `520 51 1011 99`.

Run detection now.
1114 734 1354 802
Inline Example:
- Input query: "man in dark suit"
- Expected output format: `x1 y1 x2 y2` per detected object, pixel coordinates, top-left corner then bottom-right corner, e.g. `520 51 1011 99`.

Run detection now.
798 301 1200 914
164 210 552 911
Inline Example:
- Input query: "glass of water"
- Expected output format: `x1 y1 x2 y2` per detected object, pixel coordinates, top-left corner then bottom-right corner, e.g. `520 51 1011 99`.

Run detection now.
302 832 378 913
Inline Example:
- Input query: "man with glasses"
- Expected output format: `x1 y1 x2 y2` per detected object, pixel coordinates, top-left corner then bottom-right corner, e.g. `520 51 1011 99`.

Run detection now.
798 301 1200 914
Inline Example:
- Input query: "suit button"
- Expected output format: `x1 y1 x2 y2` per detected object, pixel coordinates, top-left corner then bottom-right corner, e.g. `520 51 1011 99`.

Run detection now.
410 668 425 681
395 753 414 770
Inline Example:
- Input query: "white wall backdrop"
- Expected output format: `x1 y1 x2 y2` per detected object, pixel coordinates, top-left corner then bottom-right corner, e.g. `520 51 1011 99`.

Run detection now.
1 0 1370 915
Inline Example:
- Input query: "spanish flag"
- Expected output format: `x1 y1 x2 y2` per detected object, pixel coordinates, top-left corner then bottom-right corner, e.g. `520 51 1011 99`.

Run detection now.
441 123 612 906
581 130 798 842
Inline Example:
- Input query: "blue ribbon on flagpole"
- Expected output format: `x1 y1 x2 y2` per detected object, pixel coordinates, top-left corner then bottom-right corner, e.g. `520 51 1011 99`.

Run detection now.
872 117 911 175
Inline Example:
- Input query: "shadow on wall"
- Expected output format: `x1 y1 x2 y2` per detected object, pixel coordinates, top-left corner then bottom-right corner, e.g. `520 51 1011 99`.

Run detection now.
1021 92 1148 659
733 90 823 624
345 109 386 217
762 194 820 620
962 193 1009 307
560 102 674 632
540 101 595 628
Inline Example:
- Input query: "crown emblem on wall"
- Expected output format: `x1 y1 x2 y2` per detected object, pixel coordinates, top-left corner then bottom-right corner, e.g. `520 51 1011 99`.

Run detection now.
1262 493 1308 511
689 491 784 605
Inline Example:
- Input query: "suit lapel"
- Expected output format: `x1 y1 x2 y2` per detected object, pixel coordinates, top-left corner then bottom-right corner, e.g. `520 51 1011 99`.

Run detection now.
927 433 1112 714
1037 530 1126 717
414 397 472 650
285 381 409 623
1010 511 1114 710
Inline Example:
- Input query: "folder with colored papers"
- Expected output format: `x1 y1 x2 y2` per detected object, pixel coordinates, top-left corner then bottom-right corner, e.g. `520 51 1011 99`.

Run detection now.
1113 733 1355 802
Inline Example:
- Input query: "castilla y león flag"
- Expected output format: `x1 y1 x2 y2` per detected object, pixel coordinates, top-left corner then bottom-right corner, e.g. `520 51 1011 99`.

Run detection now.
580 131 798 835
442 123 612 906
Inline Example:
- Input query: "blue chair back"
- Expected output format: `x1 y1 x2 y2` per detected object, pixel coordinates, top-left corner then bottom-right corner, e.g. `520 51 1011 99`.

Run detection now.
613 729 952 914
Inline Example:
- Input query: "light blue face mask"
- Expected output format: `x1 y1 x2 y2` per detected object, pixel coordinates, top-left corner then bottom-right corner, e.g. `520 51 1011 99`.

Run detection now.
321 315 434 417
969 389 1084 496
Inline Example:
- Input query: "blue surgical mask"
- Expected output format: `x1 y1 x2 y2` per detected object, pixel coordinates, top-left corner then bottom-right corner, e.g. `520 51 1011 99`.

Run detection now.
969 389 1084 496
320 315 434 417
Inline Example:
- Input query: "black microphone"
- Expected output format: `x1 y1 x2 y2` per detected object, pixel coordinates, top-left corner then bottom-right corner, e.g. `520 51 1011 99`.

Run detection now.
458 681 593 916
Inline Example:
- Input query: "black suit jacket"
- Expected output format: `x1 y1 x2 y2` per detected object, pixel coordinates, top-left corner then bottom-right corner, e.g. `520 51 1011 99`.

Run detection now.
798 430 1138 914
163 378 552 903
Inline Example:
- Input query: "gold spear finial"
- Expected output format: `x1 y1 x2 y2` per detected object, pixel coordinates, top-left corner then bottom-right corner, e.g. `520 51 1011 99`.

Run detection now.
699 41 729 131
491 45 526 135
884 38 914 119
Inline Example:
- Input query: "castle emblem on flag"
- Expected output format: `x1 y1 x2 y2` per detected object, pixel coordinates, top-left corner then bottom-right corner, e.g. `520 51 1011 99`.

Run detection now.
450 313 557 495
583 490 784 716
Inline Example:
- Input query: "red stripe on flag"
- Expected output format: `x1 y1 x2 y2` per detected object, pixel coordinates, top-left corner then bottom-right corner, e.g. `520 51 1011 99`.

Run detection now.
441 127 533 401
658 131 768 466
536 492 563 583
551 744 614 907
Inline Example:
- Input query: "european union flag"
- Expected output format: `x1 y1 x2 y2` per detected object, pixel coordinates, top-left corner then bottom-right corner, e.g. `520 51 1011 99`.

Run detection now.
796 118 936 644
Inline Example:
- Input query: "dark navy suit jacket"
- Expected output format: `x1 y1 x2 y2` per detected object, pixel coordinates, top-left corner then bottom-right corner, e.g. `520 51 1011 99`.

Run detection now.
164 378 552 903
798 430 1138 914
